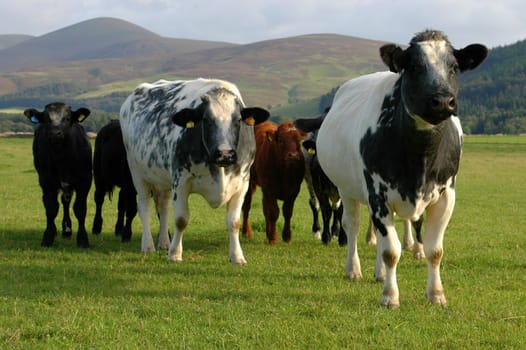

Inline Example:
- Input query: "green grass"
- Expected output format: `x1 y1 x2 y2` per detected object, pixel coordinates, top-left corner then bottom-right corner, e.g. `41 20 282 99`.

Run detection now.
1 137 525 349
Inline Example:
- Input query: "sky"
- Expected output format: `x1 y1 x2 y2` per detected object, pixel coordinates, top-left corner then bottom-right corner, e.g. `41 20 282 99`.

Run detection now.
0 0 524 49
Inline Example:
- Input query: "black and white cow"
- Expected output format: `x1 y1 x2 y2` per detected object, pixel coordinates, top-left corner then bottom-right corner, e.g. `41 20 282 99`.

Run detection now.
24 102 92 248
92 120 137 242
315 30 487 307
120 78 269 263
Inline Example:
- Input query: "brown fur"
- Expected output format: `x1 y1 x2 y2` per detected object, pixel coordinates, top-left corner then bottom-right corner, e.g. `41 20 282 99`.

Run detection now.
242 121 306 243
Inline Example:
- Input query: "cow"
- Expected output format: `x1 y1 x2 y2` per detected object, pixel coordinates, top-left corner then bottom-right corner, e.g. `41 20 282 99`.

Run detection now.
296 114 346 246
92 120 137 242
315 30 487 307
24 102 93 248
241 121 306 244
119 78 270 263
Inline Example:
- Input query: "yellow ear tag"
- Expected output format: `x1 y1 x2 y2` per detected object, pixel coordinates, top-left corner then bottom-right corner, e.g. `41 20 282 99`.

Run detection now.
186 120 195 128
307 148 316 155
245 116 255 126
78 114 86 122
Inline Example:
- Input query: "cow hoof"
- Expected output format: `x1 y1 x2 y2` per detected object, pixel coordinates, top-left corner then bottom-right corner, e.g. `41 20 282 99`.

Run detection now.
230 256 247 265
77 242 90 249
413 244 425 259
427 292 447 306
167 255 183 262
381 296 400 309
40 240 53 247
346 272 363 281
366 237 377 246
313 231 321 240
142 246 155 253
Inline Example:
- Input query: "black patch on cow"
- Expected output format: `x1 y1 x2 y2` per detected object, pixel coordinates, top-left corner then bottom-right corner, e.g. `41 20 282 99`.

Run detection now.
359 79 462 207
364 170 389 236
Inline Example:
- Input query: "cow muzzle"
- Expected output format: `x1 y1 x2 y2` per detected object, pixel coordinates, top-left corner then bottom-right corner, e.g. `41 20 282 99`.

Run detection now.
213 149 237 167
429 94 458 116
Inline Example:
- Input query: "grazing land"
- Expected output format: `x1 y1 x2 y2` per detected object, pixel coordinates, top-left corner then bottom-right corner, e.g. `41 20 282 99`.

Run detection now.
0 136 525 349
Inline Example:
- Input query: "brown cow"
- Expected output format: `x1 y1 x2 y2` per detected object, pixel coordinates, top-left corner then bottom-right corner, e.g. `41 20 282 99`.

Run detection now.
242 120 306 244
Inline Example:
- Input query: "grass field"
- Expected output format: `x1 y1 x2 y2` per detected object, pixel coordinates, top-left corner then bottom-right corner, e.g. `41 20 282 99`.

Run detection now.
0 136 525 349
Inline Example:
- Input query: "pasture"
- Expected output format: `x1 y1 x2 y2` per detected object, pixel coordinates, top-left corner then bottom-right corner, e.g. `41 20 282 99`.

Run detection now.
0 136 525 349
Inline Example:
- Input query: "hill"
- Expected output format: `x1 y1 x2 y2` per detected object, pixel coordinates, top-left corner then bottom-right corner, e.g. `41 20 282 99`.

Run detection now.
1 17 524 134
0 27 387 124
0 34 33 50
458 39 526 134
0 17 237 72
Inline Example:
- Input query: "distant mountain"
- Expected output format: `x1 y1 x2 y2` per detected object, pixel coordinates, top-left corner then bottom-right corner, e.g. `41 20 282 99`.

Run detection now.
2 17 524 134
459 39 526 133
0 17 236 71
0 34 33 50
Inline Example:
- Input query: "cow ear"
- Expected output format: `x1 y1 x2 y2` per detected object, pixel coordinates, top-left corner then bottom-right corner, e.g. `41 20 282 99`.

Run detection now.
454 44 488 72
302 140 316 155
294 116 324 133
73 108 91 123
24 108 42 124
172 108 203 128
266 130 274 142
380 44 406 73
241 107 270 126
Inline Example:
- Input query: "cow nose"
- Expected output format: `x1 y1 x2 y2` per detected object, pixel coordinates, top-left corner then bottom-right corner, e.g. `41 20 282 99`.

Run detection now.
430 94 457 115
286 151 301 160
214 149 237 167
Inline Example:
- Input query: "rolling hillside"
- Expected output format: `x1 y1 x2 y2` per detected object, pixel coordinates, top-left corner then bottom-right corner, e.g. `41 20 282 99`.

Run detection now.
0 17 237 72
1 17 525 134
0 18 388 121
0 34 33 50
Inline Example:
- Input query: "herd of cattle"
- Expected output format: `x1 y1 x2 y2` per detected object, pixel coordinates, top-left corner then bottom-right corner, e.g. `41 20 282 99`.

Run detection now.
22 30 488 307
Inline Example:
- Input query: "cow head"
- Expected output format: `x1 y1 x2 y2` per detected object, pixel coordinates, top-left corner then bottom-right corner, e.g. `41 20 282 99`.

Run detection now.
270 121 306 163
380 30 487 126
171 88 269 167
24 102 90 145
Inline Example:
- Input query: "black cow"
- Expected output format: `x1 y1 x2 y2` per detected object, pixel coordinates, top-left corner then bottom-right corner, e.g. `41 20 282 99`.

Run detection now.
24 102 92 248
296 112 346 246
92 120 137 242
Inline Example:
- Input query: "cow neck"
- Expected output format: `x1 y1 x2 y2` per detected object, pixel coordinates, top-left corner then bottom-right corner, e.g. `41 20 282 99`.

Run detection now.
359 78 461 203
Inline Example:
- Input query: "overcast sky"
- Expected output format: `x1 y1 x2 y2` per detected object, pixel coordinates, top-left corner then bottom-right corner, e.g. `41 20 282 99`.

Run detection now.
0 0 524 48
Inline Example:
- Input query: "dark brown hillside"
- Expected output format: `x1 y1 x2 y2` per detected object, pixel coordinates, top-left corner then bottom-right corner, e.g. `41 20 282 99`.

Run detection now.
0 17 237 72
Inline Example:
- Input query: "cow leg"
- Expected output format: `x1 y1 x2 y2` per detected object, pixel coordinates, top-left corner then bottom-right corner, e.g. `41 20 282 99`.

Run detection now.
412 216 425 259
61 192 73 239
41 191 59 247
241 181 256 238
335 204 347 246
341 198 362 280
307 186 321 240
168 187 190 262
121 187 137 243
73 188 90 248
423 188 455 306
115 189 125 236
319 195 333 244
226 187 248 264
135 181 154 252
262 193 279 244
371 211 401 308
402 219 414 250
154 189 171 250
92 186 105 235
365 217 377 245
281 199 295 243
